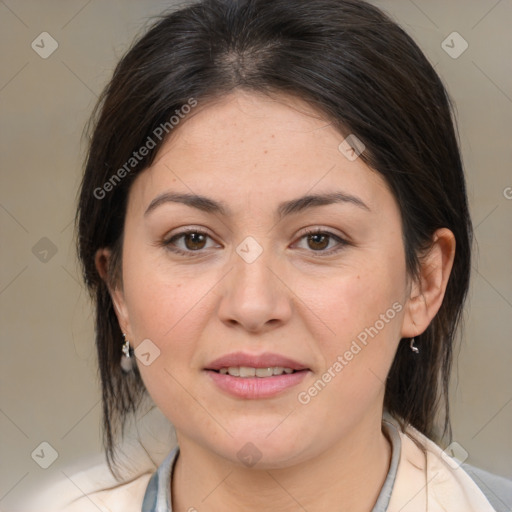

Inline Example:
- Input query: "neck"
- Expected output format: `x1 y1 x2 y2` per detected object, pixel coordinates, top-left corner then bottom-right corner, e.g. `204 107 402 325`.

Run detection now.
171 412 392 512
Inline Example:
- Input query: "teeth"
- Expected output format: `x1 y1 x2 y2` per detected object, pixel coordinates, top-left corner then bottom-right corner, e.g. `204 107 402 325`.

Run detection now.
217 366 296 377
255 367 272 377
239 366 255 377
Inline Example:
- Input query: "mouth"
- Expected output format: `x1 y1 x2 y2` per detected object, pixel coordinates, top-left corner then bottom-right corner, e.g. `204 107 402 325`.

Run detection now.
204 368 310 399
210 366 302 377
203 352 311 399
205 351 309 373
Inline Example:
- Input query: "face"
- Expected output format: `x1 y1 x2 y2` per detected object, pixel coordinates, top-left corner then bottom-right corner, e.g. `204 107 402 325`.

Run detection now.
111 90 413 468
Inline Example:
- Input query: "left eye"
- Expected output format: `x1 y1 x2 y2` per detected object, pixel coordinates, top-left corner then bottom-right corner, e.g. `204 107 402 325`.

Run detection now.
294 230 346 253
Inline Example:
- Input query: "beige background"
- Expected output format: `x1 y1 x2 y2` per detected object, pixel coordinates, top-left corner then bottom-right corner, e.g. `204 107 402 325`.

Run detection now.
1 0 511 508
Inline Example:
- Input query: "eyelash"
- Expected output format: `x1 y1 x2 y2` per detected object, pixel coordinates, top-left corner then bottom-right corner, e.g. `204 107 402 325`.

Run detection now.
162 227 348 257
296 228 348 255
162 228 215 257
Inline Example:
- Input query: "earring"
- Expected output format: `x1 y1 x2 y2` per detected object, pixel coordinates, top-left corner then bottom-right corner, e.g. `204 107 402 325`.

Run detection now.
410 337 419 354
121 333 135 372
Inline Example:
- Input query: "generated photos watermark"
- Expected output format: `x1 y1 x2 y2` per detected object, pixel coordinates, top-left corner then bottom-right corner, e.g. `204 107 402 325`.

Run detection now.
297 301 403 405
93 97 198 200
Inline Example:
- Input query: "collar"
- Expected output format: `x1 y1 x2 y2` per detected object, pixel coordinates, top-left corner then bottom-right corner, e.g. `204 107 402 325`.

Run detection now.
141 444 179 512
386 418 497 511
140 414 497 512
141 417 401 512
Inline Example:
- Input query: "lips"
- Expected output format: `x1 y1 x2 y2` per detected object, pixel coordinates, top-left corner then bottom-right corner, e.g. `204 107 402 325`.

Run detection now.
204 352 309 372
203 351 311 399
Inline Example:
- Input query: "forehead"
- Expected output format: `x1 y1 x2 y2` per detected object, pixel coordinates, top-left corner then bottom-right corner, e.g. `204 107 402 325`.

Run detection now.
160 91 345 168
128 90 395 218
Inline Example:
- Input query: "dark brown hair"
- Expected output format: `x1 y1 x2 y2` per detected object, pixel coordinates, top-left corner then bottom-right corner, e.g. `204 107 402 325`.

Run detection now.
76 0 472 478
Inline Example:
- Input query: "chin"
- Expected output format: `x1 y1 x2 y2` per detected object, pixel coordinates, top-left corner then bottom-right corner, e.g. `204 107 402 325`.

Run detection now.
212 422 313 469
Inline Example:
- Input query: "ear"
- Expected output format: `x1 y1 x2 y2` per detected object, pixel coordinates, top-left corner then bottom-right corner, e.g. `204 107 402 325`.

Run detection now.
401 228 456 338
95 248 133 339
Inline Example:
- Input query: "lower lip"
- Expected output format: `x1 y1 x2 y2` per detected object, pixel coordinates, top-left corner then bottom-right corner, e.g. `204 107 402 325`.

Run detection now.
205 369 310 399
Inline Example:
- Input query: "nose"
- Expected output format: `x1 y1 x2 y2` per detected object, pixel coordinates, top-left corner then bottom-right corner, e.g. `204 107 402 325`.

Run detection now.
216 242 293 333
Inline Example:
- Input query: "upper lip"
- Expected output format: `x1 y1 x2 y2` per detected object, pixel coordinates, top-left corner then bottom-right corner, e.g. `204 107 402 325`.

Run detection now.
205 352 309 371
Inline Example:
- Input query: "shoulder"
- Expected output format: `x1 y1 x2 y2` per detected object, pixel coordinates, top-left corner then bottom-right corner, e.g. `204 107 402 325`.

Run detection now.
411 427 512 511
406 426 512 511
461 463 512 512
19 452 156 512
19 407 178 511
385 413 511 512
57 473 153 512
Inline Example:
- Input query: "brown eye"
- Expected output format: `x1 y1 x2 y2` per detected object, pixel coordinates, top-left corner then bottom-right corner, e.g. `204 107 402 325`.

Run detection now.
182 232 207 250
307 233 330 250
293 229 348 255
163 229 219 256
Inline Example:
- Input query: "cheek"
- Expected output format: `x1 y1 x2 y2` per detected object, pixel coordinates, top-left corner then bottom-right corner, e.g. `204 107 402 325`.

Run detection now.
292 272 404 430
120 256 210 426
303 264 404 340
118 245 199 382
121 237 208 340
300 254 407 381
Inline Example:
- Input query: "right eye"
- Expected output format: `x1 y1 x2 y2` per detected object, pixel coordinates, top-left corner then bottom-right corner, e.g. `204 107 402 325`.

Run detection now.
162 229 221 256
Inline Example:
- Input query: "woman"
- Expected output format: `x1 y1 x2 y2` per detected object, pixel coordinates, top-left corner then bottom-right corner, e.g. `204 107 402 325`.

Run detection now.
32 0 512 510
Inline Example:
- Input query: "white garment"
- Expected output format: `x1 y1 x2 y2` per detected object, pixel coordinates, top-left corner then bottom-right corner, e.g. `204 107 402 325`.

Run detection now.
386 422 506 511
19 415 510 512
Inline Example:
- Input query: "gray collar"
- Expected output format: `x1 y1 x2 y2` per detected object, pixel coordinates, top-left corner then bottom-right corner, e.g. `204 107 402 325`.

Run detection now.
141 417 401 512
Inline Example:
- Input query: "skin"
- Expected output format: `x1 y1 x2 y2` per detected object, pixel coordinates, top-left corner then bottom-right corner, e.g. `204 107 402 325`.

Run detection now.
96 90 455 512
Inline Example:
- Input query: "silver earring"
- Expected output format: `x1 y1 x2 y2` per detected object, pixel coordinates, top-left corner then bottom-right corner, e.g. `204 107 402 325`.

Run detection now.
410 337 419 354
121 333 135 372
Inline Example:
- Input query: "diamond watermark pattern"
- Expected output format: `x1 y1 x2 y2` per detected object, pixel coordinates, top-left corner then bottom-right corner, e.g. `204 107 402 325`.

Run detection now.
441 441 469 469
134 338 161 366
31 441 59 469
236 236 263 264
31 32 59 59
441 32 468 59
237 442 262 467
32 237 58 263
338 134 365 161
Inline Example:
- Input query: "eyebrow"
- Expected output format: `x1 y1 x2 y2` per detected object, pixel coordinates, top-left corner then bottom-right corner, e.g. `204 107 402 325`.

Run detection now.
144 191 370 218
